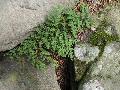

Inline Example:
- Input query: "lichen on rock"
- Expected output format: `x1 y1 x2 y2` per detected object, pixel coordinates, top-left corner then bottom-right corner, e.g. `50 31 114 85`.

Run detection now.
74 43 100 62
79 42 120 90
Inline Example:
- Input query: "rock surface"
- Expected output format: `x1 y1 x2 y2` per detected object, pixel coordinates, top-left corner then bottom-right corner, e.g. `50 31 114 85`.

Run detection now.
107 4 120 38
81 80 104 90
74 43 99 62
0 58 60 90
0 0 77 52
74 43 99 82
79 42 120 90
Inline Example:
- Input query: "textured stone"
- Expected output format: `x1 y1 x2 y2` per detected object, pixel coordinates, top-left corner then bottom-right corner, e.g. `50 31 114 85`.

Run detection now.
74 43 99 62
81 80 104 90
0 0 77 51
79 42 120 90
106 4 120 38
0 58 60 90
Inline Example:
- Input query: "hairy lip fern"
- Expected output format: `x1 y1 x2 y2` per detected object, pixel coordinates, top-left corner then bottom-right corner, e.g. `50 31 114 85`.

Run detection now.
6 4 92 69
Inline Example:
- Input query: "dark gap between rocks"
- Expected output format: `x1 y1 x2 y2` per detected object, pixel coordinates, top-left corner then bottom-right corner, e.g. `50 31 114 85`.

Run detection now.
0 51 6 61
66 58 78 90
56 58 77 90
51 52 77 90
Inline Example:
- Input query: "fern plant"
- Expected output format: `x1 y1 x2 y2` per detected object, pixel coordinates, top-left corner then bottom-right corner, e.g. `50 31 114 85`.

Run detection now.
6 4 92 69
36 4 92 58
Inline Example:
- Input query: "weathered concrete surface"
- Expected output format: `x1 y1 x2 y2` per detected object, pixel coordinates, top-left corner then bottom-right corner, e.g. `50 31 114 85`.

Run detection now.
0 0 77 51
0 58 60 90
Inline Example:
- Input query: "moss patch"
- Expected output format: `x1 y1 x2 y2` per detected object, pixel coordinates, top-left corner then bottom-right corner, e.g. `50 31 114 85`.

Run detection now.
74 59 87 81
88 20 119 57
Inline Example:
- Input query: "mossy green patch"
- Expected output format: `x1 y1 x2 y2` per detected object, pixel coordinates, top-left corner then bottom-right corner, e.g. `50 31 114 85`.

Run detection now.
6 3 92 69
74 59 87 81
88 20 119 57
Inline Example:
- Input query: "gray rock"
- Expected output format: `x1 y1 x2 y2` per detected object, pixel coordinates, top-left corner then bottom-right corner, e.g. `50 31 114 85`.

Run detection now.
79 42 120 90
91 4 120 39
0 0 77 51
0 58 60 90
106 4 120 38
74 44 100 62
74 43 99 81
81 80 104 90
